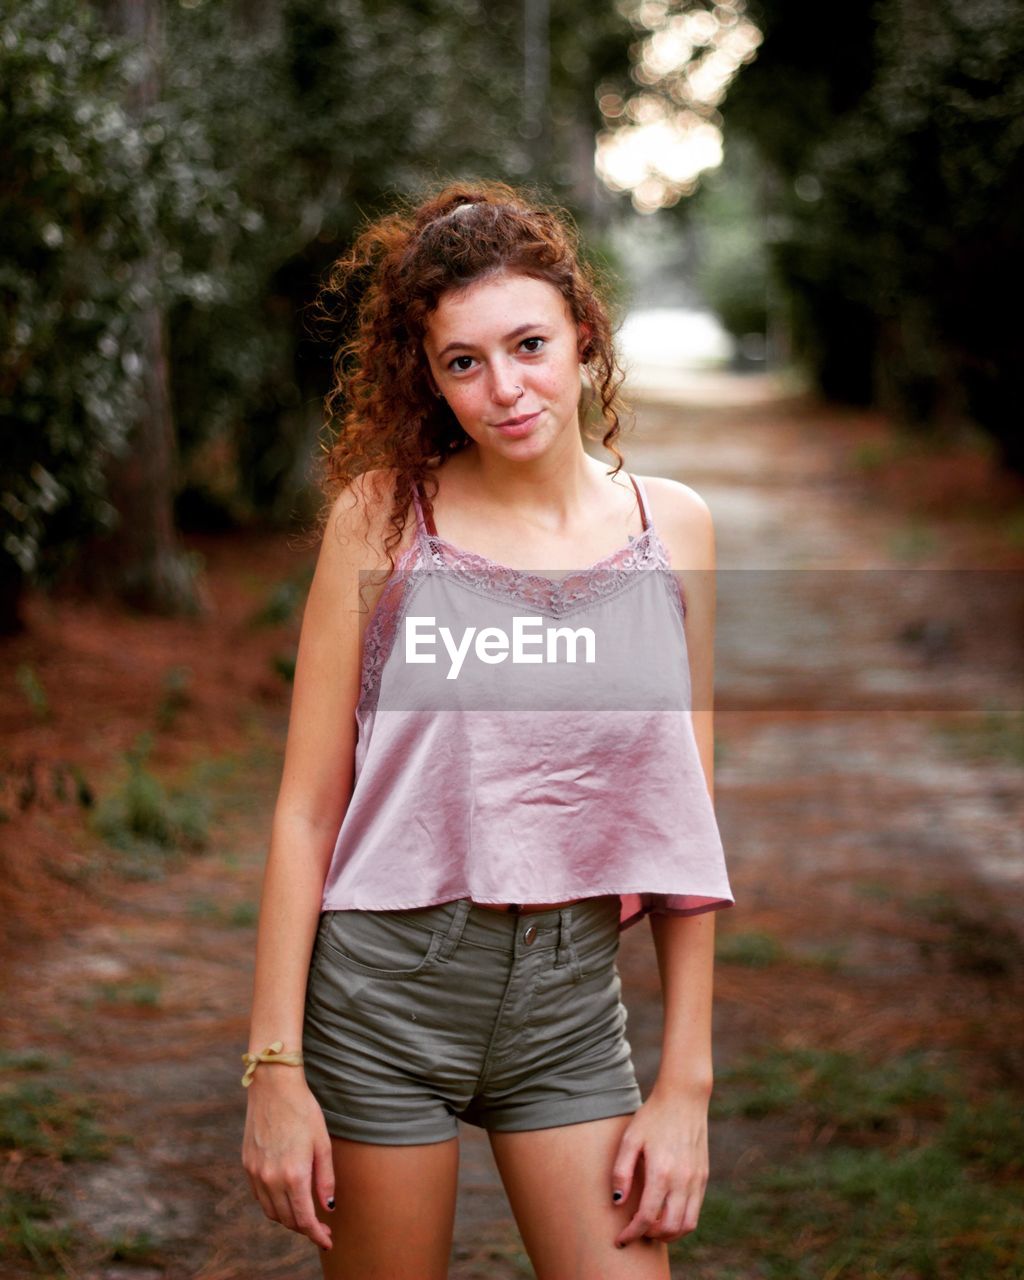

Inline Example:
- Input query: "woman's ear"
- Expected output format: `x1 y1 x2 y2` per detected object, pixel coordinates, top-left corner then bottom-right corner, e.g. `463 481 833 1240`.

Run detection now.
577 322 594 362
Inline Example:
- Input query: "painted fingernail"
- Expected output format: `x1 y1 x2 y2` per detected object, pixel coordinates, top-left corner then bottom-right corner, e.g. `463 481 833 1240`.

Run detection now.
612 1190 623 1203
326 1197 336 1211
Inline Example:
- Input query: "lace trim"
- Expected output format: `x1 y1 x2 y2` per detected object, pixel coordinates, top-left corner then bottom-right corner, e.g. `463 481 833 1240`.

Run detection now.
357 538 425 715
357 526 687 719
419 526 666 616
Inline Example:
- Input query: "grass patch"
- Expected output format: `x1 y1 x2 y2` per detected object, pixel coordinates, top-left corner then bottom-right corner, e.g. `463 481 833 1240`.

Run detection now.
853 880 896 902
187 896 222 921
713 1046 951 1135
908 891 1022 977
0 1081 109 1161
716 930 785 968
155 664 193 731
229 899 258 927
0 1050 53 1074
15 663 50 720
93 977 163 1008
271 650 297 683
934 710 1024 766
187 896 257 927
943 1087 1024 1178
248 572 311 627
0 1190 73 1272
90 732 209 875
680 1048 1024 1278
793 942 848 971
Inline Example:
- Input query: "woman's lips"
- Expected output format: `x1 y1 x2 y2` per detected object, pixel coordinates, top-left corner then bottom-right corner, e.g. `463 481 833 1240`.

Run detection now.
493 411 540 438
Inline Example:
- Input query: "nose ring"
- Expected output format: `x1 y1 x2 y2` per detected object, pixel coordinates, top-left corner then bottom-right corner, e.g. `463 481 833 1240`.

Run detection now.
514 385 524 399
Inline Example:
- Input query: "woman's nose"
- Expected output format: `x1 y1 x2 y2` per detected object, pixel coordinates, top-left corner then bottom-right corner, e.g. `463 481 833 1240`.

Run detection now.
490 363 523 405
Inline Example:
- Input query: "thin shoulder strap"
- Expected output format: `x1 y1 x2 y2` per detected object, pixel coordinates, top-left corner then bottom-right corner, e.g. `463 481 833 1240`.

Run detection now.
411 480 438 539
629 473 652 532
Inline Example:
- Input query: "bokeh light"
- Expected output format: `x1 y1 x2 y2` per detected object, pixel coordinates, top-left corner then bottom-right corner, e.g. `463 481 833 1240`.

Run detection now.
596 1 762 211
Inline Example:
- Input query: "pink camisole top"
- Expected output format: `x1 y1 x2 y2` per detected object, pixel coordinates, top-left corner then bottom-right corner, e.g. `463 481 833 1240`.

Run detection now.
320 471 734 931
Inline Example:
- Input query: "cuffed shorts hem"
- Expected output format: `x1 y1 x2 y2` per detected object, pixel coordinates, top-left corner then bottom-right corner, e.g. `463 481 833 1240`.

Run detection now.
319 1084 643 1147
463 1083 643 1135
320 1105 459 1146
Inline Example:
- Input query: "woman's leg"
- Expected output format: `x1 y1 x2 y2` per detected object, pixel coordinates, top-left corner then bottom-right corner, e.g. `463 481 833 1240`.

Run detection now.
489 1116 670 1280
315 1134 460 1280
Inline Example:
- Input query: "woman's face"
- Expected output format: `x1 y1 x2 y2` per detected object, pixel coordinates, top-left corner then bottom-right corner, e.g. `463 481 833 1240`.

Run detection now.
422 270 586 459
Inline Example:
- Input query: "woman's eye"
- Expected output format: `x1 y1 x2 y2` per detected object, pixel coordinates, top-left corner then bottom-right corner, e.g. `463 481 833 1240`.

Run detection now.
448 355 475 372
520 337 545 353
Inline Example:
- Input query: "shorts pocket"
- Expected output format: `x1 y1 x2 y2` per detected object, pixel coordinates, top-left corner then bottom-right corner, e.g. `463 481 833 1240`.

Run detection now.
570 919 621 980
318 910 444 979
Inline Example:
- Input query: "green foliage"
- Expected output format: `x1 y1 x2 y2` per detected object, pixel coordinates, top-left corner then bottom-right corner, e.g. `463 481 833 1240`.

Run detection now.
187 895 257 927
3 0 634 603
0 1079 109 1160
271 650 297 684
229 899 258 927
90 731 209 865
248 572 311 628
724 0 1024 468
690 137 770 337
160 0 625 518
93 976 163 1008
716 929 784 968
0 1050 54 1073
0 0 252 588
909 890 1023 978
155 663 193 731
0 1189 74 1271
0 1054 113 1270
934 710 1024 767
683 1047 1024 1278
714 1045 952 1132
14 663 49 719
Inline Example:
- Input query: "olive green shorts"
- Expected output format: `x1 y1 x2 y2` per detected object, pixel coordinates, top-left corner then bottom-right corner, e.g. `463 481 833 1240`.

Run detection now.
302 895 643 1145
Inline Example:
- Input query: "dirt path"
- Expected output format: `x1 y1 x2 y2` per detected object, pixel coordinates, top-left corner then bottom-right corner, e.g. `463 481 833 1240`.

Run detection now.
2 375 1022 1279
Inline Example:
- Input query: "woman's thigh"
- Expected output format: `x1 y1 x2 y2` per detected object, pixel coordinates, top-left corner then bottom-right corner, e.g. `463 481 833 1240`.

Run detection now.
489 1116 670 1280
315 1134 459 1280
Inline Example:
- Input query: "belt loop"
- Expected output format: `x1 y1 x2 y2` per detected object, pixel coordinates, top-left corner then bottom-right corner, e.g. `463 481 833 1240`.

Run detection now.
437 898 471 963
555 907 582 982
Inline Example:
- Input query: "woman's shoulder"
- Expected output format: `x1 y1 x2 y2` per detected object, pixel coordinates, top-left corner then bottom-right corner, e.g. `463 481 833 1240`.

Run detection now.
329 466 400 519
323 467 416 564
633 474 714 570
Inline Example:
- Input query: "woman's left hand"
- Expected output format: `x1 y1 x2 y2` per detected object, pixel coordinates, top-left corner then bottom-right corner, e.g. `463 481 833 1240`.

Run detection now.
610 1084 710 1247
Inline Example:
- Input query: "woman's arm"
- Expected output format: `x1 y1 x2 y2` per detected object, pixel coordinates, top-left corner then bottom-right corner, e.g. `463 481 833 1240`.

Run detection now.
650 484 717 1098
242 470 397 1252
611 478 718 1248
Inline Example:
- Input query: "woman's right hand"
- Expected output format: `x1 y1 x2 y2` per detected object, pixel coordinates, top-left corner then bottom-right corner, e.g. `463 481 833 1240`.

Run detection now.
242 1070 336 1251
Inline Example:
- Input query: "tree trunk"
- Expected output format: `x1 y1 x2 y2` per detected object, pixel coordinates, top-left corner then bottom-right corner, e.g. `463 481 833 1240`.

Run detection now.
86 0 201 614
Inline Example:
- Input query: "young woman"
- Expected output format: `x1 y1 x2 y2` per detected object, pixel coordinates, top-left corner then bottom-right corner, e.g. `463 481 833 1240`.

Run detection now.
241 182 733 1279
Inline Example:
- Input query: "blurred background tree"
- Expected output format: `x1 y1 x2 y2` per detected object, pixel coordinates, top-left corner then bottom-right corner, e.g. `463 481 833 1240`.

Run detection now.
722 0 1024 467
1 0 630 629
598 0 1024 468
4 0 1022 632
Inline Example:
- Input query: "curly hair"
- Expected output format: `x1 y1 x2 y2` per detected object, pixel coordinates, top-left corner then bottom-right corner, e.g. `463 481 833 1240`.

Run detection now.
310 180 629 574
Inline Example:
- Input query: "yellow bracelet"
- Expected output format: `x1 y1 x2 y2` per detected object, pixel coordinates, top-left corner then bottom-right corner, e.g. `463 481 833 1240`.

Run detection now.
241 1040 305 1088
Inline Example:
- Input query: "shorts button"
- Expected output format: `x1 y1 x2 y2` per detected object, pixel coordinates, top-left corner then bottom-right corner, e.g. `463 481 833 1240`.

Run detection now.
523 924 538 945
